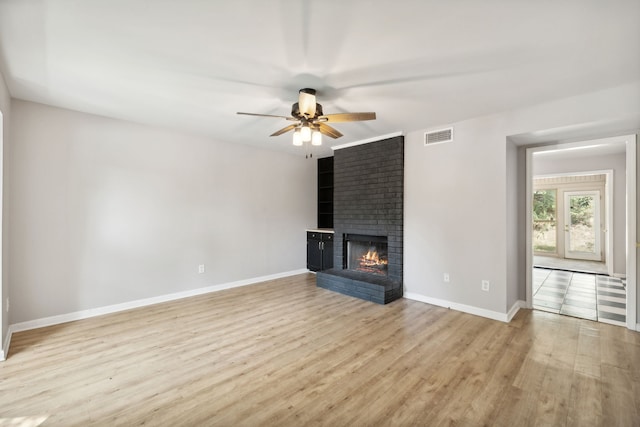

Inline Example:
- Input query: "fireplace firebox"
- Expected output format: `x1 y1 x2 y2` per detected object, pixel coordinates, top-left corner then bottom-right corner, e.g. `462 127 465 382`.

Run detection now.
344 234 388 277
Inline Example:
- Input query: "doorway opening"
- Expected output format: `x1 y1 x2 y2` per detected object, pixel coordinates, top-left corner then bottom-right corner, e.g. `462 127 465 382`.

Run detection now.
525 135 636 330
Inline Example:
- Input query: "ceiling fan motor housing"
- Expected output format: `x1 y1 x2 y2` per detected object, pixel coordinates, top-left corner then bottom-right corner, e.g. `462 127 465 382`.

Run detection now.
297 88 318 118
291 102 323 119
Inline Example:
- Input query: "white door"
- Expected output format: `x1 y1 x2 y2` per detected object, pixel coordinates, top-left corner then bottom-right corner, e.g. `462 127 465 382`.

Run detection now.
564 191 602 261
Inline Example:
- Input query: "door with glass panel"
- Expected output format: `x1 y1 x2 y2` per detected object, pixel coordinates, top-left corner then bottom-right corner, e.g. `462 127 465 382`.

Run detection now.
564 191 601 261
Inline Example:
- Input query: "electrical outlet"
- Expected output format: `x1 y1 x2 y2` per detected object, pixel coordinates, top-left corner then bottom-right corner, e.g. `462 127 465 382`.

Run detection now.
5 298 9 313
481 280 490 292
198 264 205 274
443 273 450 283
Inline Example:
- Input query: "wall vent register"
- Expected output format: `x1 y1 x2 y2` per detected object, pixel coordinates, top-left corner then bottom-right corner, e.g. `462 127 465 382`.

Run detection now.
424 127 453 146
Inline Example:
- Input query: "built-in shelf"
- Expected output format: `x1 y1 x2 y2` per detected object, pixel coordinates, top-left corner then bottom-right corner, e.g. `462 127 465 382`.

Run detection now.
317 156 334 229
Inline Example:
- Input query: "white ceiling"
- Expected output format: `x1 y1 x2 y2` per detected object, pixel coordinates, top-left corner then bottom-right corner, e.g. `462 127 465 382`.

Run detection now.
1 0 639 156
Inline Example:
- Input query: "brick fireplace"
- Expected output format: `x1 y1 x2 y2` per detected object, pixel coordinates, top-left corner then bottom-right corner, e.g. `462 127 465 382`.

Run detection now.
316 135 403 304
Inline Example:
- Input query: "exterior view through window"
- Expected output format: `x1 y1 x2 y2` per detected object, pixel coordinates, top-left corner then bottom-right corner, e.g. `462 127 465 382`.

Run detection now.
533 189 557 254
564 191 601 260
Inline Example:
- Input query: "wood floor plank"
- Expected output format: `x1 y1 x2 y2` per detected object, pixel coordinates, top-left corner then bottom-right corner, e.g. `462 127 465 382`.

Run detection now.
1 273 639 426
601 364 639 426
566 374 603 427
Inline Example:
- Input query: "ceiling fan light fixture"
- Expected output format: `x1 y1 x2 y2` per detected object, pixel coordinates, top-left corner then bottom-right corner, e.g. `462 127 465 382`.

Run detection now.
311 130 322 146
301 125 312 142
292 129 303 146
237 88 376 150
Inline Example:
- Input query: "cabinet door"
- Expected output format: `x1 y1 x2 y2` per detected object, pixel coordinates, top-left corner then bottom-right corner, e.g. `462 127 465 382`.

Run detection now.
307 233 323 272
322 235 334 270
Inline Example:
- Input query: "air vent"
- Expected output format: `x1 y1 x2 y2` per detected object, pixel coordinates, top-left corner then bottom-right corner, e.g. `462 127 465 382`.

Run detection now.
424 127 453 146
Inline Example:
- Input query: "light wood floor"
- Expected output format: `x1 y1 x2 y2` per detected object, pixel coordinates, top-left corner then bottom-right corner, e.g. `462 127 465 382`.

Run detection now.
1 273 639 426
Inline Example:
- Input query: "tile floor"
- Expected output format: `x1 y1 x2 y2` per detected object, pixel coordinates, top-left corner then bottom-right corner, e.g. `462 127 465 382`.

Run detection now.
533 267 626 327
533 255 608 275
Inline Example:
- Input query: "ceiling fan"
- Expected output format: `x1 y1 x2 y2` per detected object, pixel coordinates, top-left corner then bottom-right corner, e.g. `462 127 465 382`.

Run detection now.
237 88 376 146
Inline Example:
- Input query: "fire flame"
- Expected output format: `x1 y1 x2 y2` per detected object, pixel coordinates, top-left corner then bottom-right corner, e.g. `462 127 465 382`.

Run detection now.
360 250 388 267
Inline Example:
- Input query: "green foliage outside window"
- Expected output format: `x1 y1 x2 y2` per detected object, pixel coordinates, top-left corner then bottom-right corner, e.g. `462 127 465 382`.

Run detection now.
569 196 593 226
533 189 556 253
533 190 556 229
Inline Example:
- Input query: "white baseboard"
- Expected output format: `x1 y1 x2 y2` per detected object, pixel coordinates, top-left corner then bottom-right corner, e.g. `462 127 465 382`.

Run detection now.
404 292 525 323
507 300 527 322
7 269 309 336
1 325 12 361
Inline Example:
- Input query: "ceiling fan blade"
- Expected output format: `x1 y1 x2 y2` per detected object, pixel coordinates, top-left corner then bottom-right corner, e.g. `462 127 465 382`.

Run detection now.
318 112 376 123
237 112 296 120
316 123 343 139
270 124 298 137
298 89 317 117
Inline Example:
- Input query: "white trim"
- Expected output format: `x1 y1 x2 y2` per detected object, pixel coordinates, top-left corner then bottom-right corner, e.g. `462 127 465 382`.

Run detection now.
613 273 627 279
526 149 533 308
625 135 637 331
636 323 640 332
1 325 12 361
0 111 4 362
507 300 527 322
607 170 615 277
404 292 524 323
331 132 403 151
7 269 308 336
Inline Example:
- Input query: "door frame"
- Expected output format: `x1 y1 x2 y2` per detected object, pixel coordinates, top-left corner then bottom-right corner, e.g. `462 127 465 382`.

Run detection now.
525 134 637 331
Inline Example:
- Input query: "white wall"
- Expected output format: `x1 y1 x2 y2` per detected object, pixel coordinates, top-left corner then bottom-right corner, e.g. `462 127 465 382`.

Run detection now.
6 81 640 332
404 81 640 321
0 70 10 357
405 116 509 315
533 152 626 275
9 100 315 324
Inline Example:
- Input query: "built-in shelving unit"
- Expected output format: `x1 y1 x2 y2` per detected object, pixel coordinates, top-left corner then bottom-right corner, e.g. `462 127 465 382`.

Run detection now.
317 156 334 229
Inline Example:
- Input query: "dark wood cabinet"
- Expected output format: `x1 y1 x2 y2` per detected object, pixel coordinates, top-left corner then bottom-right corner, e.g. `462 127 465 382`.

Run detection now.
307 231 334 272
317 157 334 229
322 235 333 271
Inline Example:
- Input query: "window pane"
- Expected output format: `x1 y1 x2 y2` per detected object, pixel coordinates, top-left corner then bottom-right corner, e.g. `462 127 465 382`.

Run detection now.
568 194 596 253
533 189 557 253
533 222 557 252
